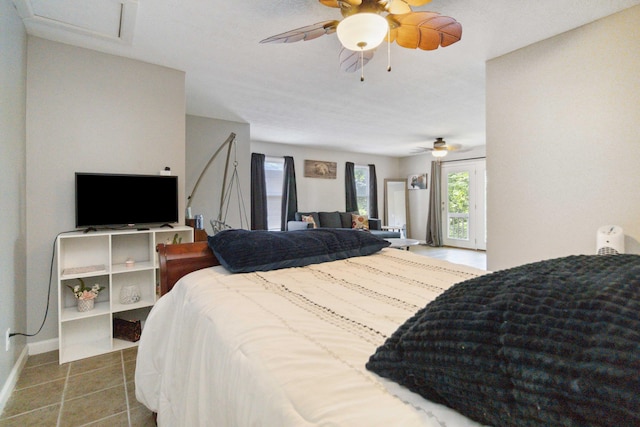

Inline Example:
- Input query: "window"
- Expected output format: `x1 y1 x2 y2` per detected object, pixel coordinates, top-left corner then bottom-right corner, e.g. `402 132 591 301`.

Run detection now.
354 165 369 215
265 157 284 231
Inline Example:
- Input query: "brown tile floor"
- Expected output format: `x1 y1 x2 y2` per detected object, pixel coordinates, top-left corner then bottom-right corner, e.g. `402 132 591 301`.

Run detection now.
0 347 155 427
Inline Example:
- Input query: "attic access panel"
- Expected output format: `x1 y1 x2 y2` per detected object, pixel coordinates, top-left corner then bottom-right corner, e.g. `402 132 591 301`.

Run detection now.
13 0 138 43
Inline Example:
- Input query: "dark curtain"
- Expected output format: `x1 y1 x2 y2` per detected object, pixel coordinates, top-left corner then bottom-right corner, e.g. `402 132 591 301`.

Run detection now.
280 156 298 231
250 153 268 230
368 164 378 218
345 162 358 213
426 160 443 246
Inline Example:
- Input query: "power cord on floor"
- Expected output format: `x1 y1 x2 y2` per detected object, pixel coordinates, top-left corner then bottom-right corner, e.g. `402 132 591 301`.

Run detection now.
9 230 75 339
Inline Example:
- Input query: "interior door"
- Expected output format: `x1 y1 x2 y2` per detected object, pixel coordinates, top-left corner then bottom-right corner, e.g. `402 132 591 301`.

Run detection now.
441 159 486 250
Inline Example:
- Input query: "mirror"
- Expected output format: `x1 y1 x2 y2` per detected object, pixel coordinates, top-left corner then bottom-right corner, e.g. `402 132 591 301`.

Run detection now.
384 178 410 238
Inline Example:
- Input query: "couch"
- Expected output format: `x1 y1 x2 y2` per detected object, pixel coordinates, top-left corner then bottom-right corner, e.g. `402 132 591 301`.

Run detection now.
287 211 401 239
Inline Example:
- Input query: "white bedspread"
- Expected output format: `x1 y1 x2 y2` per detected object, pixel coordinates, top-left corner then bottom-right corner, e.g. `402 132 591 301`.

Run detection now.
135 248 488 426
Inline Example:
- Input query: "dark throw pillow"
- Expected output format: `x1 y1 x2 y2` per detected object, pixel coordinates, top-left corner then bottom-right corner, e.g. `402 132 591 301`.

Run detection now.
318 211 343 229
366 254 640 427
208 228 390 273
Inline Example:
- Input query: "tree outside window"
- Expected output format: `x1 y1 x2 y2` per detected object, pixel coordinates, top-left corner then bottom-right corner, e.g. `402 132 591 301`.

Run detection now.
447 171 469 239
265 157 284 231
354 165 369 215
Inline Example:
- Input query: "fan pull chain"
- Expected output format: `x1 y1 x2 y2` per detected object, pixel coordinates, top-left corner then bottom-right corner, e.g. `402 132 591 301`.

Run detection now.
387 26 391 72
360 49 365 82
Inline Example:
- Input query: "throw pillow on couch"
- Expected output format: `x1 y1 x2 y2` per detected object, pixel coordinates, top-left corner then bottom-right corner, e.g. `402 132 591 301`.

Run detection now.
352 214 369 230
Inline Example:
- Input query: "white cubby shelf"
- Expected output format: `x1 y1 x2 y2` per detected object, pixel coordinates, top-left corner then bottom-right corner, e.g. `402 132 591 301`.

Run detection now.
57 226 193 363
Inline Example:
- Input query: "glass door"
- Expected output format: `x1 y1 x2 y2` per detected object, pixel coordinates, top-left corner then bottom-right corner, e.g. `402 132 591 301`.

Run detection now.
441 159 486 250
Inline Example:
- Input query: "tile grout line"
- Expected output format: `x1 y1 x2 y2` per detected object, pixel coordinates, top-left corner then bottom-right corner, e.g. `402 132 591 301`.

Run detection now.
0 403 60 422
121 350 133 427
56 362 71 427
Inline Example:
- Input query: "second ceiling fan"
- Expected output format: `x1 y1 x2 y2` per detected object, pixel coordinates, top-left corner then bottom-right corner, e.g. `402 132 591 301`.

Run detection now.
260 0 462 75
417 137 467 158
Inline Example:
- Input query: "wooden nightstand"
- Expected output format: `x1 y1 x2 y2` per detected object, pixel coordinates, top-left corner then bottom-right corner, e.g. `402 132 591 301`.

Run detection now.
186 219 209 241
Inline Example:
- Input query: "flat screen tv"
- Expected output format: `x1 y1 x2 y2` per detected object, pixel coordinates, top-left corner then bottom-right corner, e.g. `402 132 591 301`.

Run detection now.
75 173 179 228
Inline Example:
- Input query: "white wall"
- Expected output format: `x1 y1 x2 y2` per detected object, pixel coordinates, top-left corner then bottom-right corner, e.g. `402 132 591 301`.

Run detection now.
0 0 28 408
251 141 400 224
26 38 186 343
186 115 250 232
487 5 640 270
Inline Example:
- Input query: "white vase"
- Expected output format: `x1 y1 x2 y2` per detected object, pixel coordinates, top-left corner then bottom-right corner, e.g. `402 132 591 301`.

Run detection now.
77 298 94 312
120 285 141 304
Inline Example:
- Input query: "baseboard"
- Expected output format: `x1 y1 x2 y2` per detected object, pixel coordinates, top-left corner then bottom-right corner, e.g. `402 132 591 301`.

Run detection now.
27 338 58 356
0 345 29 415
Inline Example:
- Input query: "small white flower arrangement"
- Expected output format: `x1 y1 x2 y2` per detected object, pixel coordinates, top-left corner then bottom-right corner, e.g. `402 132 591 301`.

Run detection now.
67 278 105 301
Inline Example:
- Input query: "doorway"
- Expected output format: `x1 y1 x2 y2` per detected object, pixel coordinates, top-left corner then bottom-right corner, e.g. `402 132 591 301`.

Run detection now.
441 159 486 250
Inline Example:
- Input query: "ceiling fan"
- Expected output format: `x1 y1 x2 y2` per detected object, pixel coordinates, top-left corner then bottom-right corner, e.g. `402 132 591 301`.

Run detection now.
260 0 462 75
416 137 465 158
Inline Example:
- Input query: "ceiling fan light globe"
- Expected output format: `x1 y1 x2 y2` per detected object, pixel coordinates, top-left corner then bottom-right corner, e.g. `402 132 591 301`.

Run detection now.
431 149 448 158
337 13 388 51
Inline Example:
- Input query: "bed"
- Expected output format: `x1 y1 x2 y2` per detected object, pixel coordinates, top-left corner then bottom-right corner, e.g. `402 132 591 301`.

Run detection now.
135 228 640 426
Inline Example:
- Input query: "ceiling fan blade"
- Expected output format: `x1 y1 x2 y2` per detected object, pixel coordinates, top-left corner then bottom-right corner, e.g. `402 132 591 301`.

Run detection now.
319 0 340 7
339 47 374 72
260 20 339 44
403 0 432 5
319 0 362 7
393 12 462 50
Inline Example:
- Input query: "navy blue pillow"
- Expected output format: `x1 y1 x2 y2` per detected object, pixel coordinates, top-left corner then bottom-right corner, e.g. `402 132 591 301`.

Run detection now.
208 228 390 273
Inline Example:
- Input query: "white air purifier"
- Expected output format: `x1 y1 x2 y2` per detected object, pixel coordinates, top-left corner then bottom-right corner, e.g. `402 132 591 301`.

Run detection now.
596 225 625 255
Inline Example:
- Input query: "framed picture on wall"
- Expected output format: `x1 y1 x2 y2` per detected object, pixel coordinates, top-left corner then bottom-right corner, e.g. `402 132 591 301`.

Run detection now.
408 173 427 190
304 160 337 179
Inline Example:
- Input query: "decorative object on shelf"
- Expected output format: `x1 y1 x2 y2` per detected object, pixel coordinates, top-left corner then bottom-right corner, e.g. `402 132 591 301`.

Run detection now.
66 278 104 312
119 284 141 304
113 318 142 342
304 160 337 179
172 233 183 244
125 258 135 268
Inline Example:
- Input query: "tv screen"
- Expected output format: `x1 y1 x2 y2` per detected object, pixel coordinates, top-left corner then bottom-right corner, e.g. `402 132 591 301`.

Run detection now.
75 173 179 228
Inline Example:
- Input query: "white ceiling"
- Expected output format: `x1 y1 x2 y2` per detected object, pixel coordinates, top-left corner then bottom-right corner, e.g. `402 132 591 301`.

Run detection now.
13 0 640 157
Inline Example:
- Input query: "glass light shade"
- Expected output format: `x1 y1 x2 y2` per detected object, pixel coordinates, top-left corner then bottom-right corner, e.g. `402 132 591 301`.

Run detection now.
337 13 389 51
431 149 448 158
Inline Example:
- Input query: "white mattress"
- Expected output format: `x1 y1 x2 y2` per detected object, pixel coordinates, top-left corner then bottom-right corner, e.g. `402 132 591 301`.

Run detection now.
135 248 488 426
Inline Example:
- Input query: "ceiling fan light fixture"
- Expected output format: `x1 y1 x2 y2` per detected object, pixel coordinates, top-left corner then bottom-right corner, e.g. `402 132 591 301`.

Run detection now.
337 13 388 52
431 149 448 158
